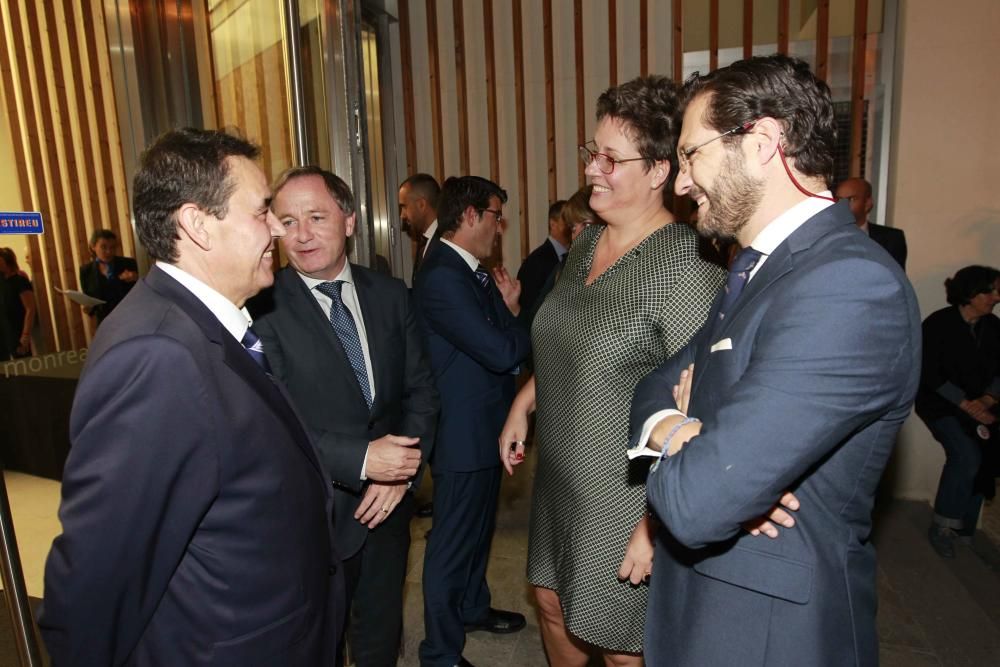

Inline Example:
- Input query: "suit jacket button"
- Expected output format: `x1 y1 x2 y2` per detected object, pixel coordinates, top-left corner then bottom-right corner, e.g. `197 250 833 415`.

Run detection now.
367 421 375 430
329 564 337 575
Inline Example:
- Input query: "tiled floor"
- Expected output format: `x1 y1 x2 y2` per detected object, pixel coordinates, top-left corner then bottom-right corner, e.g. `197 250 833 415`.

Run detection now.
4 454 1000 666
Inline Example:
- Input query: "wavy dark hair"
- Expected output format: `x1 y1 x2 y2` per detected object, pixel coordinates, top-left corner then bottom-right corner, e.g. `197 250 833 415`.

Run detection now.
681 54 837 186
596 75 683 192
436 176 507 237
133 127 260 262
945 265 1000 306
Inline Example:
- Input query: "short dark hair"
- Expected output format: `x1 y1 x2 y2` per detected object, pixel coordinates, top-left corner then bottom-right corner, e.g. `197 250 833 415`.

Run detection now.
272 166 355 215
133 127 260 262
400 173 441 210
548 200 567 221
0 247 18 271
682 54 837 186
596 75 683 190
89 229 118 247
945 265 1000 306
436 176 507 237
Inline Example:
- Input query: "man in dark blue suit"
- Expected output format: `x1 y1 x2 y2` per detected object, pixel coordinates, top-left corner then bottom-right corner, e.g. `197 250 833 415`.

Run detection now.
835 177 908 270
40 128 343 665
414 176 531 667
628 56 921 666
252 166 439 666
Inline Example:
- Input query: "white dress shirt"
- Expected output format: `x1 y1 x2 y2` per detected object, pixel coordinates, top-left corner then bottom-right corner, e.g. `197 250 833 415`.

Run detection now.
422 220 438 257
630 193 836 459
155 261 252 342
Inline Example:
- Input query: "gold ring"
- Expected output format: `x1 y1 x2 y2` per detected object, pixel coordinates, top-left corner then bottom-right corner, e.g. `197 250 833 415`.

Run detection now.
381 507 390 514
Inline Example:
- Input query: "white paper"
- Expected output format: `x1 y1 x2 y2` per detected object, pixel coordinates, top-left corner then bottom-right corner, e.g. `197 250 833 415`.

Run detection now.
54 286 106 308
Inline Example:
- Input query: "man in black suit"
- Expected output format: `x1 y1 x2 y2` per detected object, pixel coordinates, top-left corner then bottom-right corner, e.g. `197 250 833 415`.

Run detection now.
40 128 343 665
399 173 441 283
79 229 138 323
516 199 569 322
414 176 532 667
836 177 908 269
252 166 439 667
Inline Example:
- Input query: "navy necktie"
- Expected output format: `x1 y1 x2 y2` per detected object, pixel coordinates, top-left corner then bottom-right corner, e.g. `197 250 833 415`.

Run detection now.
715 246 764 327
316 280 373 408
241 326 272 374
474 265 491 290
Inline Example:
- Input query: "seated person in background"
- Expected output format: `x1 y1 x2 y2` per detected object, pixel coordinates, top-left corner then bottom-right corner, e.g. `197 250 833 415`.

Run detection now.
79 229 138 323
0 247 37 357
918 265 1000 558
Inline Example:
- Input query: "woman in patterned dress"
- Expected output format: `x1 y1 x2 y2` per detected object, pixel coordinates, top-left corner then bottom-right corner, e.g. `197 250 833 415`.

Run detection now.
499 76 724 665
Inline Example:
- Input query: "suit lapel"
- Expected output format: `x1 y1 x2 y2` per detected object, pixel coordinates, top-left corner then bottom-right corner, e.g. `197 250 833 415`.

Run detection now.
277 268 372 411
146 267 326 479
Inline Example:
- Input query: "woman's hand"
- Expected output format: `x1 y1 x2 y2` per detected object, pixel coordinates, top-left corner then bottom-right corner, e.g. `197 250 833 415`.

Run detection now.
499 377 536 475
618 515 655 585
961 398 996 425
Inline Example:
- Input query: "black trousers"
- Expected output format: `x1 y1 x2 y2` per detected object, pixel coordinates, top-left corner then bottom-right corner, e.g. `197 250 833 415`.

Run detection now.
340 491 415 667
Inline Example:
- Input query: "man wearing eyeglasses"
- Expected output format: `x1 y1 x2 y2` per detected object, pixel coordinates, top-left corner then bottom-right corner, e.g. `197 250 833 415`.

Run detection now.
628 55 921 666
413 176 531 667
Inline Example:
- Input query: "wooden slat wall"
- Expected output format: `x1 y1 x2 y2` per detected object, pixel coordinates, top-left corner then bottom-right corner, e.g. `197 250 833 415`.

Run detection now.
396 0 878 266
0 0 132 352
849 0 869 177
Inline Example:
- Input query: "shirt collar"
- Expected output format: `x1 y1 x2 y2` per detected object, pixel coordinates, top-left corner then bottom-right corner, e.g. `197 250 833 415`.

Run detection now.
423 219 438 242
548 236 568 258
155 261 252 343
297 260 354 291
747 193 835 256
441 238 480 272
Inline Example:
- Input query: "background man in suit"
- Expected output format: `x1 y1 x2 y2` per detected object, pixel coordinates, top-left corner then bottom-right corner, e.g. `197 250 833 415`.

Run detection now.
414 176 531 667
516 199 569 323
628 55 921 666
79 228 139 323
40 128 343 665
399 173 441 283
252 166 439 666
835 176 908 269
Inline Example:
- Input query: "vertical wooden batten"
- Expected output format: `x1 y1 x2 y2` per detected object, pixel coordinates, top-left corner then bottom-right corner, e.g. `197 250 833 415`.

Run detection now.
743 0 754 59
777 0 789 55
512 0 529 260
849 0 869 177
639 0 648 77
816 0 830 81
452 0 469 175
709 0 719 71
543 0 556 203
574 0 584 185
425 0 444 181
483 0 499 183
672 0 682 82
608 0 617 87
398 0 417 177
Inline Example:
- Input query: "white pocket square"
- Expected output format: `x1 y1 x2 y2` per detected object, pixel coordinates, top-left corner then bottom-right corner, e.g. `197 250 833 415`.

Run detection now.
710 338 733 352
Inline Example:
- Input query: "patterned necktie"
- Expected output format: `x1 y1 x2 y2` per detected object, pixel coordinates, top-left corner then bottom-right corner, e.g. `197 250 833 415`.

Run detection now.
316 280 373 408
474 265 491 290
716 246 764 325
241 326 272 374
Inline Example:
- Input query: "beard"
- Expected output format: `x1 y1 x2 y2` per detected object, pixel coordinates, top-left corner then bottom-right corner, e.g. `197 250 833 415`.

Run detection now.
694 148 765 243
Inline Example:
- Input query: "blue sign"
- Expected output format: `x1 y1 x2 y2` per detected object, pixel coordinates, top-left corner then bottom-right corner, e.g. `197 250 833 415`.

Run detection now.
0 212 44 235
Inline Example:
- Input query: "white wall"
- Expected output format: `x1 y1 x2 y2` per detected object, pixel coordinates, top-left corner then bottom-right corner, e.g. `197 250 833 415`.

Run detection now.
886 0 1000 500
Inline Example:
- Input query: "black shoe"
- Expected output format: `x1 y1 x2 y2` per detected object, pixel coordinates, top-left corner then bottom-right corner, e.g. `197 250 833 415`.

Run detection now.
928 524 956 559
464 608 526 634
416 502 434 518
455 658 475 667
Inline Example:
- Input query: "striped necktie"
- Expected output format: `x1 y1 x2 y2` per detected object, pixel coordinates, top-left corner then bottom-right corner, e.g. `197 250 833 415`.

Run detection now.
316 280 373 408
241 326 272 374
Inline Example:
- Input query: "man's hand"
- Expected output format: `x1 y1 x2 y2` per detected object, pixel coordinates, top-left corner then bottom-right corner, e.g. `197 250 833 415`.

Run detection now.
961 398 997 425
119 269 138 283
743 491 800 538
647 364 701 455
355 482 408 528
618 515 655 585
365 434 421 482
492 266 521 315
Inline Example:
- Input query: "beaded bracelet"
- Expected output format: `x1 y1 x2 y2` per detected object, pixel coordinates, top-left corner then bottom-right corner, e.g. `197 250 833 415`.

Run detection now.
663 417 701 455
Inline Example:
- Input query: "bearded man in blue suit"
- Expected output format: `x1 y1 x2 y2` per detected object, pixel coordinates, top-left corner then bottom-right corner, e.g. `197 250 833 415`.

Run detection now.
629 56 921 666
